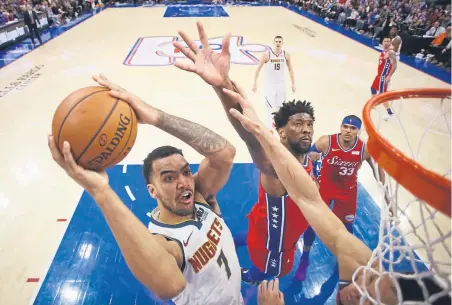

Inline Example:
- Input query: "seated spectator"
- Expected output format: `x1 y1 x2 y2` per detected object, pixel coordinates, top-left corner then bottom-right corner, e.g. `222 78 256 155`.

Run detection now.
425 20 446 37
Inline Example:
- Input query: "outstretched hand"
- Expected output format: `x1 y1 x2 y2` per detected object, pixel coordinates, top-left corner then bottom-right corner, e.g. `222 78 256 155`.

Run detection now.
173 21 231 87
92 74 159 125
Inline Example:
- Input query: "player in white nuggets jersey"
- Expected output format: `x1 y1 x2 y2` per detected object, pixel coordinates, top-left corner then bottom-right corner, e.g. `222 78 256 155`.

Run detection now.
389 26 402 61
141 143 243 305
253 36 296 128
49 73 242 305
148 195 242 305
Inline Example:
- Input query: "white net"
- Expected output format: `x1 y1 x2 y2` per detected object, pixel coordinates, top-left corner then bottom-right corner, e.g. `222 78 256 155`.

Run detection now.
354 92 451 305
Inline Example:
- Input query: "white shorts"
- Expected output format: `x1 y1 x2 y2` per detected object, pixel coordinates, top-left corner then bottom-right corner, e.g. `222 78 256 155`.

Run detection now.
264 88 286 128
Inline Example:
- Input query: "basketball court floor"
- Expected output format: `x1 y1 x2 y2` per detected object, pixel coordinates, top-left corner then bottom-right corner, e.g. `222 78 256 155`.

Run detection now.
0 4 450 305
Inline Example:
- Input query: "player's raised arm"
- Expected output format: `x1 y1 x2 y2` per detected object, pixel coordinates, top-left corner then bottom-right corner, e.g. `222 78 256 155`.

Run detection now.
252 52 269 92
48 136 186 300
93 74 236 213
224 88 374 280
172 21 278 178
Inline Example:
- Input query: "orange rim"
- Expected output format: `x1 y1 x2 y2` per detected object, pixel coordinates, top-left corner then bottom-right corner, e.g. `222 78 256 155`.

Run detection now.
363 88 451 217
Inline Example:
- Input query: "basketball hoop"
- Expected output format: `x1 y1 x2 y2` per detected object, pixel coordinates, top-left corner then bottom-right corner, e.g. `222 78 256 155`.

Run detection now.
358 87 451 304
363 88 451 217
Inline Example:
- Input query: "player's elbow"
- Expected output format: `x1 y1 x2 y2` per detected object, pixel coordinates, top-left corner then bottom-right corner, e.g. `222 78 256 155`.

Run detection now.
152 277 186 300
225 143 236 162
218 143 236 166
130 257 186 300
139 270 186 300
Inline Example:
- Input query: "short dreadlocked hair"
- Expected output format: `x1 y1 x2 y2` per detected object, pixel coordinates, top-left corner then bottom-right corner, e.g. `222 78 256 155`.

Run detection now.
273 100 315 129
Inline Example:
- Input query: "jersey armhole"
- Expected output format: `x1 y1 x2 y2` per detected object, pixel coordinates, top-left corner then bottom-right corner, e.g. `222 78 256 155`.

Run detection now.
152 233 187 273
266 51 270 63
324 135 332 156
360 142 366 163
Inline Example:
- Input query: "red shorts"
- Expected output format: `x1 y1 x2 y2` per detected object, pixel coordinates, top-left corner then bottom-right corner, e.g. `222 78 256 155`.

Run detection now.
246 203 298 277
371 75 390 93
320 187 358 224
247 246 295 278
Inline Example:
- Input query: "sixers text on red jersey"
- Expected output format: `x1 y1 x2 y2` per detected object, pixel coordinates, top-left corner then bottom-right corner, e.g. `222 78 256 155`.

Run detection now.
318 133 365 191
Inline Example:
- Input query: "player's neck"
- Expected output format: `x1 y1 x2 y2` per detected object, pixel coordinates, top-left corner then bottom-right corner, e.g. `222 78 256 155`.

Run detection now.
285 143 307 162
272 48 283 55
157 206 195 224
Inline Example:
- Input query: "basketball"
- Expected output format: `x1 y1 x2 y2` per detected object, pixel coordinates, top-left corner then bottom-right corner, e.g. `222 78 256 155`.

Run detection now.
51 86 138 172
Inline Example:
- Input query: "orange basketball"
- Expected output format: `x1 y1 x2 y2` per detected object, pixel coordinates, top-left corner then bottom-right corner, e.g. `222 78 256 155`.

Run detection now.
52 86 138 172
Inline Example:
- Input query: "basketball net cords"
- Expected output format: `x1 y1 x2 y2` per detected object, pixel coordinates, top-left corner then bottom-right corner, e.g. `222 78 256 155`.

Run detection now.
353 96 451 305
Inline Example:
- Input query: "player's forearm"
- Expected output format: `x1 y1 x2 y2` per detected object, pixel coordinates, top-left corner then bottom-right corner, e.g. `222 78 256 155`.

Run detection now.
92 187 186 299
390 63 397 76
213 79 261 147
388 56 397 77
289 67 295 85
253 68 261 84
154 109 235 162
254 128 349 252
213 79 277 177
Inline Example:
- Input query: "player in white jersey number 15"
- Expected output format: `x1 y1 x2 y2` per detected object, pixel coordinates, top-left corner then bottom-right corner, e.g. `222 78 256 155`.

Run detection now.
252 36 296 129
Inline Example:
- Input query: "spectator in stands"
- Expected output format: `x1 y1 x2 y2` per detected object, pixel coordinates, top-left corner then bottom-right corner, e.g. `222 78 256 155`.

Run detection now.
285 0 451 70
425 20 446 37
429 26 451 66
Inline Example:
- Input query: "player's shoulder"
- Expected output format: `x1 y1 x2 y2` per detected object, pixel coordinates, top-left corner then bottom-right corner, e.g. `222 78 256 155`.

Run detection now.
387 49 396 56
319 134 332 141
311 134 332 155
315 134 331 143
194 191 222 217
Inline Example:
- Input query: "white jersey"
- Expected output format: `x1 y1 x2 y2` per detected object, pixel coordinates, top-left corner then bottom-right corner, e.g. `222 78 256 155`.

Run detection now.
264 49 287 91
147 202 243 305
392 36 402 60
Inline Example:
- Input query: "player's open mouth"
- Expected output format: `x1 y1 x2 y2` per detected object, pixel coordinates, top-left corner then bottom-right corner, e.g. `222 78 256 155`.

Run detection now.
179 190 193 204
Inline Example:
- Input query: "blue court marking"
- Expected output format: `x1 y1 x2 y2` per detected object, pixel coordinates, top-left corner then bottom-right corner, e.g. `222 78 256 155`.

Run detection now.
34 163 427 305
163 5 229 18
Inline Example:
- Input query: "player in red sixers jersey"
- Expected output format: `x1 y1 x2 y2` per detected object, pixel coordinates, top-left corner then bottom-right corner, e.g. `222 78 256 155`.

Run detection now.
294 115 386 281
371 36 398 121
230 99 318 284
245 150 316 280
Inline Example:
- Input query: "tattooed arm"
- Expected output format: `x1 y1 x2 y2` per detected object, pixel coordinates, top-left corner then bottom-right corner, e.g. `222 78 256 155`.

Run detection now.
91 74 235 212
154 110 236 213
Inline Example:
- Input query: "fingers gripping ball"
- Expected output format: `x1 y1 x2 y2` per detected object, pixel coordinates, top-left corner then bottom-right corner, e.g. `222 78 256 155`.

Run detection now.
52 86 138 171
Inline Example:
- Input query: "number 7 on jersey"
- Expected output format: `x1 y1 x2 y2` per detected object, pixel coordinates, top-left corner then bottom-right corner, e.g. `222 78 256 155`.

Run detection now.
217 250 231 279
